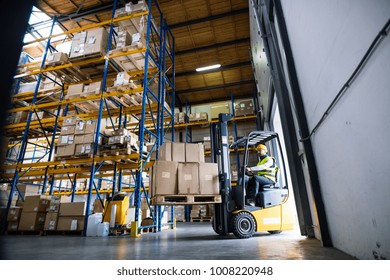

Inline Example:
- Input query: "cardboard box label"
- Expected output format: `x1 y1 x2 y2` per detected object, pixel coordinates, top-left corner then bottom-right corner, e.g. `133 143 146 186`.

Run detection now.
184 174 192 181
161 172 170 179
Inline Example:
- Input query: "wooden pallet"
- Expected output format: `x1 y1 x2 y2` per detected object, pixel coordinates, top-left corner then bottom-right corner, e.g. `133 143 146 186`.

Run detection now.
151 194 222 205
69 51 105 62
42 230 83 236
5 230 43 236
109 44 155 72
190 216 212 223
111 227 130 236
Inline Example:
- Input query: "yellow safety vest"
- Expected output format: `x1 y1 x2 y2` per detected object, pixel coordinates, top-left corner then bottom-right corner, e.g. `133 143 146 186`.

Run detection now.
257 156 277 182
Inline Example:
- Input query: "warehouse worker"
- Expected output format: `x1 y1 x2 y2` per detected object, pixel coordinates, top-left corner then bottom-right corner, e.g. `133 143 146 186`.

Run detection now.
245 144 278 206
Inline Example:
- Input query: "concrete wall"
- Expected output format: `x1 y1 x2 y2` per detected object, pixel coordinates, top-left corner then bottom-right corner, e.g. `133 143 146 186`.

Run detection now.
281 0 390 259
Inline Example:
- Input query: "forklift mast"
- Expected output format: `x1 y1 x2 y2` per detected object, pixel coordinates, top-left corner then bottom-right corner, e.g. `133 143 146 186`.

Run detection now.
210 113 234 234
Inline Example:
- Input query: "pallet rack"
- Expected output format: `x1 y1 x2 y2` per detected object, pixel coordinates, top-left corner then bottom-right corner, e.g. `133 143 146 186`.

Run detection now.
1 0 175 236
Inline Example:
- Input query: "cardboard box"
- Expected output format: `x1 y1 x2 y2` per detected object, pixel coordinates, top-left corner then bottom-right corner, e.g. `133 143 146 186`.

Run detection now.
198 163 219 194
7 221 19 231
57 135 75 146
7 207 23 222
85 27 109 56
56 144 76 158
18 82 37 93
18 212 46 231
70 31 87 59
46 52 69 65
75 120 86 135
93 199 104 213
48 196 71 212
158 142 172 161
57 216 85 231
178 163 199 194
22 195 51 212
74 134 95 144
172 142 185 162
60 125 76 135
185 143 205 163
62 116 80 126
59 202 86 216
153 161 178 195
108 135 125 145
84 120 97 134
84 81 102 95
44 212 59 230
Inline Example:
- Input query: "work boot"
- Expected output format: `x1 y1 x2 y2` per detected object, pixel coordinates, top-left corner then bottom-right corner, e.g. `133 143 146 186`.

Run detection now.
245 198 255 206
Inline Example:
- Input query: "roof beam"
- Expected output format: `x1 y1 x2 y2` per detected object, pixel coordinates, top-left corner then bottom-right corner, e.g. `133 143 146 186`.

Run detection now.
169 8 248 29
176 80 255 95
176 37 250 56
175 61 251 77
40 0 60 14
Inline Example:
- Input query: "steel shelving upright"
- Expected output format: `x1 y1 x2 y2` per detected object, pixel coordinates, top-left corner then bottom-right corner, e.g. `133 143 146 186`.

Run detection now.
1 0 175 237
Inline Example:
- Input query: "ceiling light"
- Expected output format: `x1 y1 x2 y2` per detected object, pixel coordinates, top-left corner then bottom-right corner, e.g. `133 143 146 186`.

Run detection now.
196 64 221 72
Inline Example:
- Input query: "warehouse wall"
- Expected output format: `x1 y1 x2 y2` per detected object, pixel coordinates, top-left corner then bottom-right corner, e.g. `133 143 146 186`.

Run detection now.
280 0 390 259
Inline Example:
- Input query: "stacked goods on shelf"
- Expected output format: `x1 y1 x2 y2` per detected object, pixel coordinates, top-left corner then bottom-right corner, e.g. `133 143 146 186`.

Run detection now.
234 100 254 117
6 206 23 231
65 81 103 112
57 201 86 231
174 112 187 124
99 128 139 156
69 27 109 60
150 142 220 204
190 205 213 222
44 195 71 231
210 103 230 119
111 1 156 72
0 184 40 208
18 195 51 231
188 112 208 122
45 52 69 67
56 116 98 159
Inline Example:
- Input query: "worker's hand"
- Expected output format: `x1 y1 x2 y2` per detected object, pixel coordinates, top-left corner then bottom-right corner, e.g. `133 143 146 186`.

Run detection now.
246 167 254 176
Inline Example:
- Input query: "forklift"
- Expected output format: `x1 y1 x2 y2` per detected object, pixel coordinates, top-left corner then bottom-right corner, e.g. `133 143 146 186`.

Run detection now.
210 114 295 239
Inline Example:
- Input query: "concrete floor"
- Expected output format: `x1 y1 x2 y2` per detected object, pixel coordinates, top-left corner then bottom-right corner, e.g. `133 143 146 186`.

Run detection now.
0 223 355 260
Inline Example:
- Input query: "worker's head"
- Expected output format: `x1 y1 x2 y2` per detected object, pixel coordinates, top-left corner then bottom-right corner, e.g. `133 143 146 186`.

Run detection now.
257 144 267 155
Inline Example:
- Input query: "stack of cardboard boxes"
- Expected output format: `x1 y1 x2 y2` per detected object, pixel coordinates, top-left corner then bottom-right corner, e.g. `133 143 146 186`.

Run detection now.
0 184 39 208
56 116 98 159
234 100 254 117
70 27 109 60
188 112 208 122
66 81 102 99
45 52 69 67
18 195 51 231
57 201 86 231
150 142 219 198
174 112 187 124
6 207 23 231
99 128 139 156
44 196 71 231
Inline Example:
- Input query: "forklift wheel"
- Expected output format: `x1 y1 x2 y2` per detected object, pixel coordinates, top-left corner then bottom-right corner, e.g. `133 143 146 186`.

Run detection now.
231 212 256 239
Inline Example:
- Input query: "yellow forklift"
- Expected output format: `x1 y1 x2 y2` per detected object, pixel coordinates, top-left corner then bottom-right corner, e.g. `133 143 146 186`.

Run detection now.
210 114 295 239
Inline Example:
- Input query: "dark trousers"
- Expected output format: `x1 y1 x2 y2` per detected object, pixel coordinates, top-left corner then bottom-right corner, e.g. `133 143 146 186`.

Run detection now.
244 175 274 200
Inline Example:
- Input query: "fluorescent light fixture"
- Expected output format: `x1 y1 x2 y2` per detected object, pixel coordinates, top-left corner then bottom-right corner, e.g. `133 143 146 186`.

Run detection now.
196 64 221 72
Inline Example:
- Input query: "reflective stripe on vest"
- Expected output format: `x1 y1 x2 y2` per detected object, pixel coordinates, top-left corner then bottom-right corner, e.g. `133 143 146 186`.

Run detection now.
257 156 276 182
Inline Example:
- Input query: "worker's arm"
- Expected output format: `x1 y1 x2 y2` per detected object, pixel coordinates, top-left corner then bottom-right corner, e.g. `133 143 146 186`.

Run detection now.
248 158 273 172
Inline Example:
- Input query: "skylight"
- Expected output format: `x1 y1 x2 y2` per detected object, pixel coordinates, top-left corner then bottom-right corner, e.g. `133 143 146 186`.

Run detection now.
23 6 67 44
